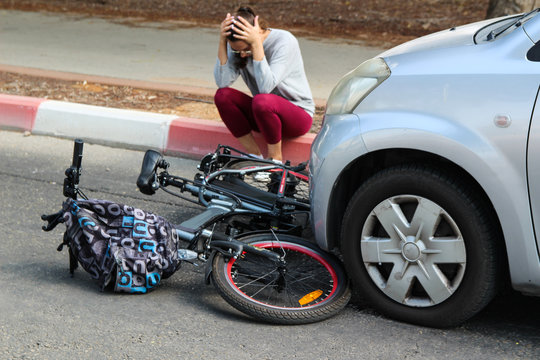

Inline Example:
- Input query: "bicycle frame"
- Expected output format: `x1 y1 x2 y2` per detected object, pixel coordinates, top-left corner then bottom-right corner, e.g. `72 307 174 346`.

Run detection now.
39 140 355 325
43 140 308 269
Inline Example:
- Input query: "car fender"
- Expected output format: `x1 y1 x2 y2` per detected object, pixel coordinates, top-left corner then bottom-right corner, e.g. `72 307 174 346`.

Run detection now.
310 113 369 251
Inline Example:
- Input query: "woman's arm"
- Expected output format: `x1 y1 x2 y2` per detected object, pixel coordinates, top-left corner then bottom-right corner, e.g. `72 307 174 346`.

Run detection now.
214 13 240 88
252 43 292 94
218 13 233 65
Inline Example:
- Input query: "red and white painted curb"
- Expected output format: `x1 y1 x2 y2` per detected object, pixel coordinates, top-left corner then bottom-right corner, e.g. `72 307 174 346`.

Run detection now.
0 94 315 164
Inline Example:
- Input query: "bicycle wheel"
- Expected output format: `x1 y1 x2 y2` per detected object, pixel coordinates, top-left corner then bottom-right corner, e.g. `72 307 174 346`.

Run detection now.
211 233 351 324
224 160 310 203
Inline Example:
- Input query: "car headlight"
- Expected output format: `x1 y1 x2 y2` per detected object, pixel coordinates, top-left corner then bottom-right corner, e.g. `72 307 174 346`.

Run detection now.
325 57 390 115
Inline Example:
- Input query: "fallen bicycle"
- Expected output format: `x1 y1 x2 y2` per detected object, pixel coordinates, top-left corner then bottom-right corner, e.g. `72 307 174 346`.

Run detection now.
42 140 351 324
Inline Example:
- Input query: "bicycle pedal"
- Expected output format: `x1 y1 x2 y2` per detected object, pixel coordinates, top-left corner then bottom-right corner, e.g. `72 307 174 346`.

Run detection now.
177 249 198 261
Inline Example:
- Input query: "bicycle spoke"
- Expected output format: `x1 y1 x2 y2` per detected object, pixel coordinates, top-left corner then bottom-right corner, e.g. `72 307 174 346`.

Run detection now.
285 273 332 289
244 276 279 299
231 253 332 306
234 270 278 289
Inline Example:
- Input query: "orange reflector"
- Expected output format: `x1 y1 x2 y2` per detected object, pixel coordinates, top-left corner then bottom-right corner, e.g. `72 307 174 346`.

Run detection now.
298 289 323 305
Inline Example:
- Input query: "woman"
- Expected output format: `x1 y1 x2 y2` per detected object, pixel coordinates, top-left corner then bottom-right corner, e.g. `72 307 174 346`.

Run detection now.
214 6 314 162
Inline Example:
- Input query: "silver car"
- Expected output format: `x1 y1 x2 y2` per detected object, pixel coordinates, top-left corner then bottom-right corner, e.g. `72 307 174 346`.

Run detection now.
310 9 540 327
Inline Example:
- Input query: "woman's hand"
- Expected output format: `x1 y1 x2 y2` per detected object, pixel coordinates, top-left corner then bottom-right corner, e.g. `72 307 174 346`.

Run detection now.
232 16 265 61
232 15 262 46
220 13 234 41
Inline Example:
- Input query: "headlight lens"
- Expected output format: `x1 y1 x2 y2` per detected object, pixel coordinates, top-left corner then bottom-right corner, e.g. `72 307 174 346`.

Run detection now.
325 57 390 115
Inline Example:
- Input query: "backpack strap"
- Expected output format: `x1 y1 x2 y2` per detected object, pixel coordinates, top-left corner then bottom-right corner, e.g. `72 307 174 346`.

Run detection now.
68 246 78 276
57 232 78 276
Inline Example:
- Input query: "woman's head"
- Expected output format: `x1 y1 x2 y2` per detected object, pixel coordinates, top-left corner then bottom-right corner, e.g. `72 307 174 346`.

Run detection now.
227 6 266 68
226 6 257 43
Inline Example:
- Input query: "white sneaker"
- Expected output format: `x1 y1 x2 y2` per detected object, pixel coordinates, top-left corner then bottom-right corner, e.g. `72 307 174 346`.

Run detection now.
253 159 282 182
253 171 270 182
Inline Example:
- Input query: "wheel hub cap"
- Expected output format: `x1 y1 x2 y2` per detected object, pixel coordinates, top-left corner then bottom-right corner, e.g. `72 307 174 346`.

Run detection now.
402 238 422 262
361 195 467 307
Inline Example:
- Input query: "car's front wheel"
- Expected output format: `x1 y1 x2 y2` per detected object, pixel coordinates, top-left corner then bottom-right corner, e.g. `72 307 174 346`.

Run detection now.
341 164 502 327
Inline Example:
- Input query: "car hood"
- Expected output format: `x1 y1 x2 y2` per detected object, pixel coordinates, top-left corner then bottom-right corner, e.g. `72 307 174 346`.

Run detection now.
379 18 503 58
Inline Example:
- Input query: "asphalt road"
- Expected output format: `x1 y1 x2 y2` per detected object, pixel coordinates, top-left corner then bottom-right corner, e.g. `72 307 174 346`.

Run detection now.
1 131 539 359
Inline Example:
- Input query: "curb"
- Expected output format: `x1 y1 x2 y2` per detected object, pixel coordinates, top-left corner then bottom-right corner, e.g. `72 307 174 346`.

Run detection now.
0 93 315 164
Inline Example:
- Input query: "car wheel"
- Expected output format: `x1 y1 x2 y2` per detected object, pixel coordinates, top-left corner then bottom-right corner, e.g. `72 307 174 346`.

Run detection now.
341 164 501 327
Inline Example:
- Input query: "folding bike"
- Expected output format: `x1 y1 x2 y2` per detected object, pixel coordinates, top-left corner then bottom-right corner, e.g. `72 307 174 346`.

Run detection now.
42 140 351 324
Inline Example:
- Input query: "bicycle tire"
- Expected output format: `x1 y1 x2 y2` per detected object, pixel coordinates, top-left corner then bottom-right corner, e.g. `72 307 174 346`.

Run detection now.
211 233 351 324
224 160 310 204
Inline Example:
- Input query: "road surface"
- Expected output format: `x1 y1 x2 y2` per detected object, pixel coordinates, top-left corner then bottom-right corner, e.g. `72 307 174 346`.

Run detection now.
0 131 538 359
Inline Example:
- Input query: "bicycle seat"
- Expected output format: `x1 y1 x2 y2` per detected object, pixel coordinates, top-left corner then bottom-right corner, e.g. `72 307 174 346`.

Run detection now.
137 150 164 195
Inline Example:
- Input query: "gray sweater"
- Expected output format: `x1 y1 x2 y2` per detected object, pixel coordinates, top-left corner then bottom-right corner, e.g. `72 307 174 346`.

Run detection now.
214 29 315 116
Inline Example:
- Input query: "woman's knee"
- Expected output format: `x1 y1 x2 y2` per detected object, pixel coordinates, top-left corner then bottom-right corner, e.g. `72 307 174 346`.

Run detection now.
252 94 277 114
214 87 235 106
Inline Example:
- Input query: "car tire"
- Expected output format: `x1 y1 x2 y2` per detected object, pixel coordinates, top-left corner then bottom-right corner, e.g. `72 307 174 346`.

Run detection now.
341 164 502 327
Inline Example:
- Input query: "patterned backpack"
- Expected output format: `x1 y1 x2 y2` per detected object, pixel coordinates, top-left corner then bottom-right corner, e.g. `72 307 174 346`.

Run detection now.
59 198 180 293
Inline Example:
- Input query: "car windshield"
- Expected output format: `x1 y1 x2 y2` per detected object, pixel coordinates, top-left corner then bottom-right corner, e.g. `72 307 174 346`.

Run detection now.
474 8 540 43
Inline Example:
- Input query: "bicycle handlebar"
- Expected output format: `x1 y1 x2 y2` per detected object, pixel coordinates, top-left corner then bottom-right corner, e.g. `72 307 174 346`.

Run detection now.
63 139 84 199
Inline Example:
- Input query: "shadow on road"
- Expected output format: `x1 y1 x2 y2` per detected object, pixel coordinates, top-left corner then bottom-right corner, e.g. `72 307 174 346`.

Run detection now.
465 290 540 338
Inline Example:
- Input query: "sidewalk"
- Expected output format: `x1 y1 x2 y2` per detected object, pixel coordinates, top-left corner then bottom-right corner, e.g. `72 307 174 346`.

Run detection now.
0 10 386 163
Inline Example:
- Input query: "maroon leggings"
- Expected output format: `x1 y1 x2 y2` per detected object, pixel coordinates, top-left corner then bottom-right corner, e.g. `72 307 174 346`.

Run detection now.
214 87 313 144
